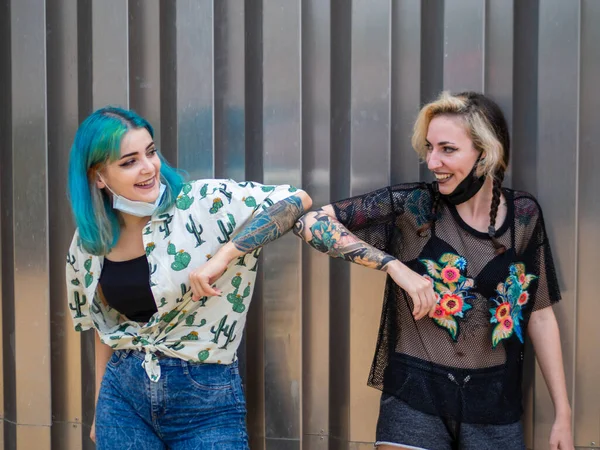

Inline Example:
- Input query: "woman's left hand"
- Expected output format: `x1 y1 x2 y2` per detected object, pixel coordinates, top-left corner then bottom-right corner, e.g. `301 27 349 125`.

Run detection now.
189 253 229 300
549 418 574 450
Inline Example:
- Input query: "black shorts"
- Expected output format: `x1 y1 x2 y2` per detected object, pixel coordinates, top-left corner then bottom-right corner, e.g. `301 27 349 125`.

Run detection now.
375 393 526 450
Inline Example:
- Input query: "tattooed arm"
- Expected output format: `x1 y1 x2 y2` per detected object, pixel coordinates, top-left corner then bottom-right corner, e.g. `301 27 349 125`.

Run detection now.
189 192 312 300
293 205 395 270
294 205 438 319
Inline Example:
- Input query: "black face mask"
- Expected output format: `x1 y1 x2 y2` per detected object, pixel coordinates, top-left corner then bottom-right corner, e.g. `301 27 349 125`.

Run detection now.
438 158 486 205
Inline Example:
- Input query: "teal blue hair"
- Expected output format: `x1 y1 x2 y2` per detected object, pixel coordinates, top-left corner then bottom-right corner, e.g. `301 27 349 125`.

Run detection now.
68 106 185 255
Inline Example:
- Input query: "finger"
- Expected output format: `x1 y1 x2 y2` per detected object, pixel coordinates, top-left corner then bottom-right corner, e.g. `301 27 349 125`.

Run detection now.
414 293 428 320
428 303 438 318
411 293 422 319
189 274 208 301
198 275 221 297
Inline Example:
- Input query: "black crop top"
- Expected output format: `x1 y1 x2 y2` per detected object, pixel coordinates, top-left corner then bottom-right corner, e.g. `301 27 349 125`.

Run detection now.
99 255 157 323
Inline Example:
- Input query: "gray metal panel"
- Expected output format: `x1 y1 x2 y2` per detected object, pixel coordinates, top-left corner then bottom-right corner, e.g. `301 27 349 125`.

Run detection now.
576 1 599 446
484 0 514 187
10 0 51 448
214 0 245 182
301 0 331 446
175 0 215 180
390 0 421 185
348 0 391 443
261 1 302 448
536 0 580 448
46 0 84 448
129 0 162 148
0 0 10 446
92 0 129 108
443 0 485 92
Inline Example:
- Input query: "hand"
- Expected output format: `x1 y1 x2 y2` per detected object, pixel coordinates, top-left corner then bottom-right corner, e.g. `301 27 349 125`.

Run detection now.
549 417 574 450
385 260 437 320
189 253 229 300
90 416 96 443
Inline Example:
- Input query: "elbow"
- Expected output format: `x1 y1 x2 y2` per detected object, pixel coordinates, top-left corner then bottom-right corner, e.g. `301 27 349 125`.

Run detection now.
296 190 313 212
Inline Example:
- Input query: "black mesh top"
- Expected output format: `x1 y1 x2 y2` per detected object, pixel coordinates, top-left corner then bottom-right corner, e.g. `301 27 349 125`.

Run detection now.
331 182 561 425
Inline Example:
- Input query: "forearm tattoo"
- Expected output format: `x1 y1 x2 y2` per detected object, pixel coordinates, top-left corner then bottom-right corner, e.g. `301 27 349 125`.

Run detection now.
233 195 305 253
293 209 395 270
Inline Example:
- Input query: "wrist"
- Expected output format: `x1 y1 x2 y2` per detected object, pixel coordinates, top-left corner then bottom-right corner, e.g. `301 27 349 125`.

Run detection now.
382 258 401 273
216 242 244 264
555 406 572 423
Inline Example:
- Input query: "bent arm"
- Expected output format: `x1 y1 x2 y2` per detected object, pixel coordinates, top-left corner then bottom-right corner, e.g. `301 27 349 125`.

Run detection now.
293 206 395 270
528 307 571 421
215 192 312 263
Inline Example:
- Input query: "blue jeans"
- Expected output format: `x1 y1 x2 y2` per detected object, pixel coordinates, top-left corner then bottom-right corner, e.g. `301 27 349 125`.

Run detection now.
96 350 249 449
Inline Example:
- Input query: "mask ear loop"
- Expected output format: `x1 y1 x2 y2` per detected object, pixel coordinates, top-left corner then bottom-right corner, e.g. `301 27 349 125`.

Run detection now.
96 173 118 197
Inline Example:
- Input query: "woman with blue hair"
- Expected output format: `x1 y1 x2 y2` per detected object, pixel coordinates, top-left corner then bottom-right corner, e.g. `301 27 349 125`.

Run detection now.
66 106 311 449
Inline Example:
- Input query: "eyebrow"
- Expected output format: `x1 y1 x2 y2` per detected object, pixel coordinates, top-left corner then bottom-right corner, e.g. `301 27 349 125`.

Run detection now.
425 139 457 146
118 142 155 160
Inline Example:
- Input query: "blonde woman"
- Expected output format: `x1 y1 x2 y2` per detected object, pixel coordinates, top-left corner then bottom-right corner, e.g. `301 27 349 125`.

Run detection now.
294 92 573 450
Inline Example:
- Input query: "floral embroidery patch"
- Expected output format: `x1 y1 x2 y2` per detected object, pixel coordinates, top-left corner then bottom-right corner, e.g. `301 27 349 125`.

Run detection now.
489 263 537 348
420 253 475 341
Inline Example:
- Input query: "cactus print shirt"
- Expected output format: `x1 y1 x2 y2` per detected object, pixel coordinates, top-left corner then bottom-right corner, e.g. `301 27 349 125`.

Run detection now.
330 183 561 425
66 179 301 381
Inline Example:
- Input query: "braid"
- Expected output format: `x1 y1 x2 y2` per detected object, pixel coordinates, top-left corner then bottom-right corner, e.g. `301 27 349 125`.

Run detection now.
488 171 506 255
417 182 441 237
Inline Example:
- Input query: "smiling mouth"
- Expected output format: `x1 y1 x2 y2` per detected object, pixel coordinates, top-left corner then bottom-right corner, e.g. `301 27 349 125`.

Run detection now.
434 173 453 183
135 177 156 188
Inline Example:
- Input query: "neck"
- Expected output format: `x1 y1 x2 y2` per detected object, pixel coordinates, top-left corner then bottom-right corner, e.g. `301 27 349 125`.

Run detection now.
120 212 151 230
455 176 495 219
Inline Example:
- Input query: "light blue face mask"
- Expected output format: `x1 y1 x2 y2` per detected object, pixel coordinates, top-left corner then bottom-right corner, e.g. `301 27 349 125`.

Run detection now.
100 176 166 218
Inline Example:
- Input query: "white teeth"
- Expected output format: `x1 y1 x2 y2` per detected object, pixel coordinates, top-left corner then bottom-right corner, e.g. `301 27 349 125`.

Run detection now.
136 179 154 186
435 174 452 180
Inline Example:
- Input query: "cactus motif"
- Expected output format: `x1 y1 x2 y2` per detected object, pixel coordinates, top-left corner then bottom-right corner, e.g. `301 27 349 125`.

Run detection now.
66 252 78 272
242 196 257 208
217 214 237 244
238 181 256 188
69 291 87 318
288 186 298 192
145 242 156 256
161 309 180 323
83 257 93 288
158 213 174 238
148 263 157 286
261 185 275 192
210 315 238 349
260 198 274 212
132 336 151 346
74 323 83 332
143 226 152 235
216 183 233 204
209 197 224 214
159 297 167 307
226 273 251 313
181 331 199 341
176 183 194 210
71 278 80 286
90 299 102 315
185 215 205 247
167 243 191 271
199 183 210 199
198 349 210 361
168 341 185 351
235 254 247 267
176 283 192 303
249 247 263 272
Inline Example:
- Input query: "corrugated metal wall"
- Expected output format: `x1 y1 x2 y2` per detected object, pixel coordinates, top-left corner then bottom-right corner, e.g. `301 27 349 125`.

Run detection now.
0 0 597 449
